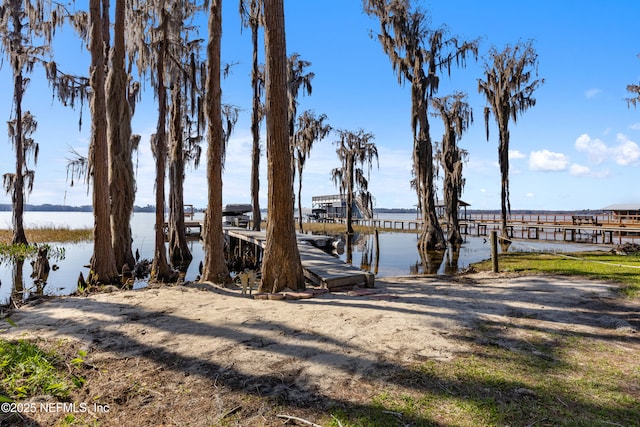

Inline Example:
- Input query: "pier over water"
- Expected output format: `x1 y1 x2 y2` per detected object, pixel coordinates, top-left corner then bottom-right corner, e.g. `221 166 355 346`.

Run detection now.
350 212 640 245
223 227 374 290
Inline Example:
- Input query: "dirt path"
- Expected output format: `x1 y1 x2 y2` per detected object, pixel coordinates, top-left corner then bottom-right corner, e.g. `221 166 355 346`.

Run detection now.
2 273 638 426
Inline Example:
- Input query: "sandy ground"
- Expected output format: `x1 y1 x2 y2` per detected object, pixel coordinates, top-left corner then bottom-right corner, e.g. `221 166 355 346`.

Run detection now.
1 272 639 426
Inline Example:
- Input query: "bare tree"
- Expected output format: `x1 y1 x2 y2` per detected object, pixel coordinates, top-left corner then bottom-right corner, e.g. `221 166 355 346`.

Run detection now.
200 0 230 284
293 110 331 231
364 0 478 250
478 41 543 239
259 0 304 293
432 92 471 244
331 129 378 236
239 0 265 231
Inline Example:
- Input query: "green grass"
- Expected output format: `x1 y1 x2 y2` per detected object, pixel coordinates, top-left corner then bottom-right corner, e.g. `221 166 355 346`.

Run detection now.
325 332 640 426
472 251 640 297
321 251 640 426
0 339 72 400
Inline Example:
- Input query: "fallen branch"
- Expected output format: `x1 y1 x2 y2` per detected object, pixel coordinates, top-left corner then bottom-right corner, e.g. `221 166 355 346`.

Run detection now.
276 414 323 427
221 405 242 419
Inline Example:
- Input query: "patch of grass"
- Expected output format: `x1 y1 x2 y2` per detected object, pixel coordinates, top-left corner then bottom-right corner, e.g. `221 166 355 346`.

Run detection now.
473 251 640 297
326 333 639 426
0 339 72 400
0 226 92 245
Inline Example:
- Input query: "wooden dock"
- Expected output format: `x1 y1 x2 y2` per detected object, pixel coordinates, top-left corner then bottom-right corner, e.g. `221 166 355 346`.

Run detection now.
350 213 640 245
162 220 203 238
223 227 374 290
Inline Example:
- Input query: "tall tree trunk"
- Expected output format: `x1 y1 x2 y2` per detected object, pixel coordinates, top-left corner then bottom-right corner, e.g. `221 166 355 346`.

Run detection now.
150 28 174 282
107 0 135 272
414 88 445 251
9 5 27 246
416 138 444 251
297 162 304 231
201 0 230 284
89 0 119 284
168 81 192 268
445 172 462 244
345 159 354 235
499 125 510 240
250 16 262 231
11 70 27 246
260 0 304 293
444 139 463 245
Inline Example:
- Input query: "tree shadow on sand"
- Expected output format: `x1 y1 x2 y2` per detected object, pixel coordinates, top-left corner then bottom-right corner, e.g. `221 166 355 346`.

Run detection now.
3 275 639 426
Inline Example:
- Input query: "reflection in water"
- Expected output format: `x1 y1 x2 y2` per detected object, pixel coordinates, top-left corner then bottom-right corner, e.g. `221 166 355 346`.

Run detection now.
346 233 353 265
12 258 24 304
1 211 613 302
443 243 462 275
358 234 372 272
414 248 446 274
374 230 380 275
341 231 464 276
343 232 381 275
1 245 66 306
3 258 47 306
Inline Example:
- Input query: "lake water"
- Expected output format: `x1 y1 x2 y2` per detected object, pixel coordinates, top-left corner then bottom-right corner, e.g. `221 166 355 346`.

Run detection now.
0 211 607 305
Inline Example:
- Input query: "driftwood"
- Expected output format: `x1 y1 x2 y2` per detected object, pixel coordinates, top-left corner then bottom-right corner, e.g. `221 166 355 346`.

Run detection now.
276 414 323 427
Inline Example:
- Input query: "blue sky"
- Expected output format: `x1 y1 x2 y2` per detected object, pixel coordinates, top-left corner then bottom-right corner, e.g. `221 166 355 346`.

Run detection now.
1 0 640 212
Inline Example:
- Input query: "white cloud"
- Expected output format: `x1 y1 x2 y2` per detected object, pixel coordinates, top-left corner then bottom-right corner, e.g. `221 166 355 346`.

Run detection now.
569 163 591 176
509 149 526 159
629 122 640 131
614 133 640 166
529 150 569 171
525 192 534 198
585 88 602 99
575 133 608 164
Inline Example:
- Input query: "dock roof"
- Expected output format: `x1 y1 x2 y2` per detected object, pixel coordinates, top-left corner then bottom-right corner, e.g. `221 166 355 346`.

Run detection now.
602 204 640 211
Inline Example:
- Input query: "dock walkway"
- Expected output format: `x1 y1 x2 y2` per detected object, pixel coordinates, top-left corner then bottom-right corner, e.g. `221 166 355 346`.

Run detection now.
351 213 640 245
223 227 374 290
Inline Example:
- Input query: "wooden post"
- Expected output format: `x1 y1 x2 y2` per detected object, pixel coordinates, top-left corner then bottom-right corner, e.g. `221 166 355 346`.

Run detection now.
490 230 499 273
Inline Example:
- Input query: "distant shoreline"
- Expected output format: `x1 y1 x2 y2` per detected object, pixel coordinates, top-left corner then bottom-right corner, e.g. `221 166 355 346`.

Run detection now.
0 203 605 215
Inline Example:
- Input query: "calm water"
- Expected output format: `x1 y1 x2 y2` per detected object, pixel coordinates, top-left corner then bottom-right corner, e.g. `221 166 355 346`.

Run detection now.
0 211 608 304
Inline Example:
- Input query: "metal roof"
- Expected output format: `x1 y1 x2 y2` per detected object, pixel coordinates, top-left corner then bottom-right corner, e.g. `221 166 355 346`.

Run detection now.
602 204 640 211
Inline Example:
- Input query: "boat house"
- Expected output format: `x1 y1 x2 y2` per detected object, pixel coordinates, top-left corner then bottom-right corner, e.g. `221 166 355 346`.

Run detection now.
603 204 640 223
435 199 471 221
311 194 373 221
